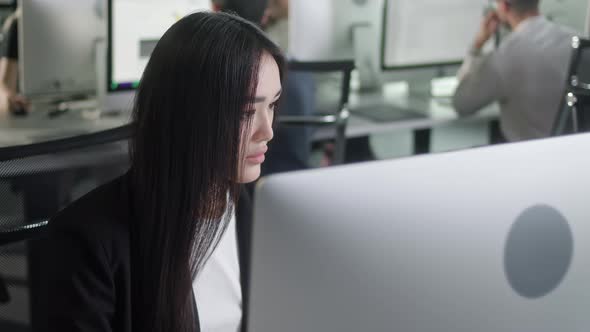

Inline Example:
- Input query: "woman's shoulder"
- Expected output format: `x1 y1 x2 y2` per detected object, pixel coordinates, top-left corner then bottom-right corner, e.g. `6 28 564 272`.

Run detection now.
49 174 133 246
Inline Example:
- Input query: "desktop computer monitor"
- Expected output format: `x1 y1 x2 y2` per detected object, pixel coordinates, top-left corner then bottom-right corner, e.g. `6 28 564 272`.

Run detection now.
289 0 382 61
105 0 210 110
19 0 104 99
108 0 210 91
381 0 488 70
248 133 590 332
541 0 588 35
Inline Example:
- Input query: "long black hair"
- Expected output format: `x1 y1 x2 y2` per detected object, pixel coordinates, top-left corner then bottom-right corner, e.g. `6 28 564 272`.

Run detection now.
129 11 284 332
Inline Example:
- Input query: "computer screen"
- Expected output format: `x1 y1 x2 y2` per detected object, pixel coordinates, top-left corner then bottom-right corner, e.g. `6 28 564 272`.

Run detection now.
249 133 590 332
289 0 382 61
108 0 210 92
381 0 488 70
541 0 587 35
19 0 104 98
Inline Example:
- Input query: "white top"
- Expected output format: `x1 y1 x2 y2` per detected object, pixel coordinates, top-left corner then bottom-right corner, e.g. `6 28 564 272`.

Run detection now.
193 211 242 332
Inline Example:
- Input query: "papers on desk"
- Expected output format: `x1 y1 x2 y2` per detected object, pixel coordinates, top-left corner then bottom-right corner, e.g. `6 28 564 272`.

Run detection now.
431 76 459 98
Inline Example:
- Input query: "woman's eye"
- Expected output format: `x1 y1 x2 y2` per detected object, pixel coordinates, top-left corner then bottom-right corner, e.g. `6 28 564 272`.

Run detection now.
242 110 256 119
269 101 279 111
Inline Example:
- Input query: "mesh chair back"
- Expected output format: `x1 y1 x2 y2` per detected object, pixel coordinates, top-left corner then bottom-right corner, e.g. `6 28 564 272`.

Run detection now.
0 124 132 332
552 37 590 135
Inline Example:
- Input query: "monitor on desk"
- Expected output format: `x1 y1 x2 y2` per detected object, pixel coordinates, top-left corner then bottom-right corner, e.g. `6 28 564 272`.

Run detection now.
381 0 488 70
541 0 588 36
248 133 590 332
289 0 382 62
377 0 492 96
104 0 210 111
19 0 104 99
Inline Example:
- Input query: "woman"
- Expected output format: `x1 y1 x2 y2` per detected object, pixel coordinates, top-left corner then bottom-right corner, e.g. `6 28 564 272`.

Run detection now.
46 11 284 332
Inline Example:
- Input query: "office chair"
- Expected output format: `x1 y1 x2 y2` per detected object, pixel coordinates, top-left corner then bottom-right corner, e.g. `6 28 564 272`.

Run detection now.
0 124 132 332
0 220 47 332
552 36 590 136
278 60 354 165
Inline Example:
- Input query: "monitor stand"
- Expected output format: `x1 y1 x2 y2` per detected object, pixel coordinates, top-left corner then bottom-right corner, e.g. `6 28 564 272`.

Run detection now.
406 77 432 100
352 22 382 93
407 65 457 100
95 37 134 114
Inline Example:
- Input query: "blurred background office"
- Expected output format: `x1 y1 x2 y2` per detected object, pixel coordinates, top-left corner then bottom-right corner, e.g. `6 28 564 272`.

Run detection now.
0 0 589 331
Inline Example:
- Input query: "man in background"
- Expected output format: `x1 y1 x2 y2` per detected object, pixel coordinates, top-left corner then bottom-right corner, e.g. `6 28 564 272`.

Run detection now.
453 0 576 142
215 0 316 174
0 6 29 115
263 0 289 50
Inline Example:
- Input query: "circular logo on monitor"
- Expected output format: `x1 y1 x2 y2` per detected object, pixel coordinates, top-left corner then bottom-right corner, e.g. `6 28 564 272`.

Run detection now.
504 205 573 299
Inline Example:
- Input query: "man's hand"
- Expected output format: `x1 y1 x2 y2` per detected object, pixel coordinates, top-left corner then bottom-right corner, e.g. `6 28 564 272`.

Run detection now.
7 92 30 115
473 11 500 51
0 86 29 116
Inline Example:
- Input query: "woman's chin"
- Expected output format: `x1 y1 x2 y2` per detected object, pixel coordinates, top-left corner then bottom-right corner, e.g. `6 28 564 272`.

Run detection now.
238 165 262 184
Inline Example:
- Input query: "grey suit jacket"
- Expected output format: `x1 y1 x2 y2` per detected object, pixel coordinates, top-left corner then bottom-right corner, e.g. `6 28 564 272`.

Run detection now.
453 16 577 141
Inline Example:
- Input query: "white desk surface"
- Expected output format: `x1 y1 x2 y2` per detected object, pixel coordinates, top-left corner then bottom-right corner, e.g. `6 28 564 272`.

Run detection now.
314 81 499 140
0 82 499 148
0 108 131 148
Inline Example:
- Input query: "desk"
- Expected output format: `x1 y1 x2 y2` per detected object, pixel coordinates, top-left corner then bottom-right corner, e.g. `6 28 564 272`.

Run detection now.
0 85 500 151
314 82 500 154
0 108 130 148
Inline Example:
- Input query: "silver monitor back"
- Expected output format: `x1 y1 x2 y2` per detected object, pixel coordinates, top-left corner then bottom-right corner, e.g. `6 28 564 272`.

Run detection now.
289 0 381 61
19 0 104 99
249 133 590 332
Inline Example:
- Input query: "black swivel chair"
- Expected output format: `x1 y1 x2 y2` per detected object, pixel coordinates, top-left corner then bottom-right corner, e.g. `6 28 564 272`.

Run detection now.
552 36 590 136
0 221 48 332
278 60 354 165
0 124 132 332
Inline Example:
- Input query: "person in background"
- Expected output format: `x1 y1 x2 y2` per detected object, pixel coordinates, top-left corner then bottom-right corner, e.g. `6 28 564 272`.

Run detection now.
453 0 576 142
216 0 316 174
46 11 284 332
213 0 268 24
263 0 289 50
0 6 29 115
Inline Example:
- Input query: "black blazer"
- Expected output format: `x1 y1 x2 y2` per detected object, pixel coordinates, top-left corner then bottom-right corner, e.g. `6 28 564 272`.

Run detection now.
45 174 253 332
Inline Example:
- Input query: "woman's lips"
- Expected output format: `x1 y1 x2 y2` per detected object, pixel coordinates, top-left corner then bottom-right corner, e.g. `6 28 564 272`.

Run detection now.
246 147 268 164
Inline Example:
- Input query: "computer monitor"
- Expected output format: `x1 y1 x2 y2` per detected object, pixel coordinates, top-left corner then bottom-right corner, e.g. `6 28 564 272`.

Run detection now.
103 0 209 111
541 0 588 35
288 0 382 61
19 0 104 99
381 0 488 70
249 133 590 331
107 0 210 92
